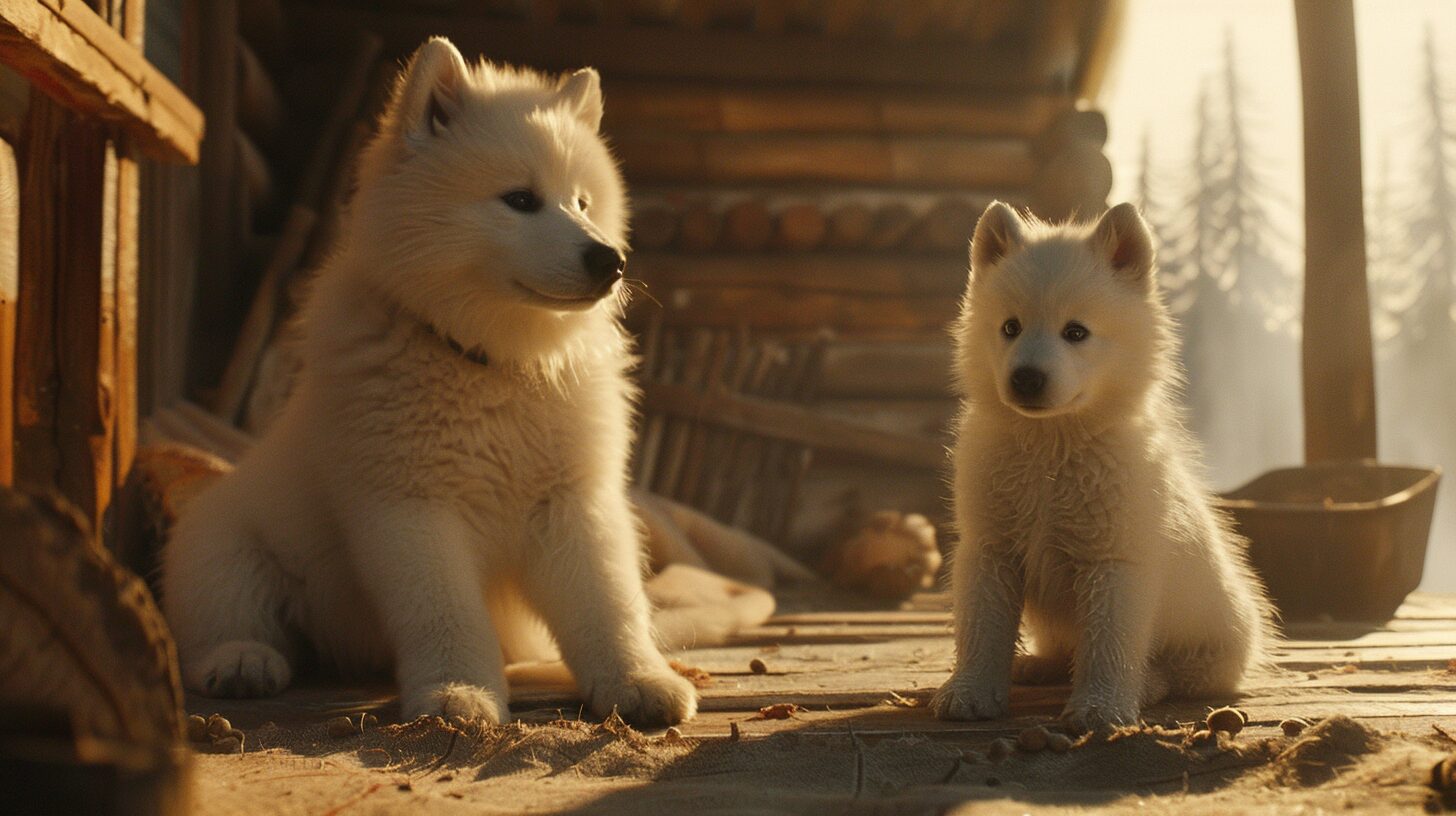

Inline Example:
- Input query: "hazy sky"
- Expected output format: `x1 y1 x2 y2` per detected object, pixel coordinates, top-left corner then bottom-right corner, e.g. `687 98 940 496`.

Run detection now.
1102 0 1456 591
1105 0 1455 265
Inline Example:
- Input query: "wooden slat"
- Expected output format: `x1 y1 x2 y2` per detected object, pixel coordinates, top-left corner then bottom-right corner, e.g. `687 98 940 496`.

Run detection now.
13 92 117 531
818 340 955 398
641 380 946 470
643 286 959 331
633 252 967 296
0 134 14 486
0 0 202 163
614 132 1032 188
13 93 66 497
602 83 1069 138
113 140 139 497
290 6 1045 91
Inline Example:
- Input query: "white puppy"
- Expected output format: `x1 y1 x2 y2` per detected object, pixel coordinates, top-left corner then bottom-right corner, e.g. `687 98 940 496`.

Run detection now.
162 38 696 726
932 202 1275 732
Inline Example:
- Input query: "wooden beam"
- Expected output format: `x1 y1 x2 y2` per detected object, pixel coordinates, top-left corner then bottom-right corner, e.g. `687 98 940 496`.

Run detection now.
1294 0 1376 461
640 381 945 470
1072 0 1126 102
631 252 968 296
14 93 117 533
0 135 14 486
634 287 960 332
613 132 1032 188
289 4 1045 91
602 82 1070 138
0 0 202 164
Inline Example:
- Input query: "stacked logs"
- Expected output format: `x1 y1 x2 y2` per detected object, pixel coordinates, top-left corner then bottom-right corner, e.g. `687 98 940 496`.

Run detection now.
631 194 993 254
629 107 1111 253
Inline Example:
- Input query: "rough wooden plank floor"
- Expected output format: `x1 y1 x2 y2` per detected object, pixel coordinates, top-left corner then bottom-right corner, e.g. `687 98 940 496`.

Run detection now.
184 592 1456 814
194 591 1456 736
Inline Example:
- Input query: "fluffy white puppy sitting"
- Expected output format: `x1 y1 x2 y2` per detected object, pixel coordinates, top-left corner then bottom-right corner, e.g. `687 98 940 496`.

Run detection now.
931 201 1275 732
163 38 696 726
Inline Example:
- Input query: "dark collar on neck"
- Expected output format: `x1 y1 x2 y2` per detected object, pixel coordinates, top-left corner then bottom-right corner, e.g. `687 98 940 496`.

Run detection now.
411 311 488 368
440 329 490 368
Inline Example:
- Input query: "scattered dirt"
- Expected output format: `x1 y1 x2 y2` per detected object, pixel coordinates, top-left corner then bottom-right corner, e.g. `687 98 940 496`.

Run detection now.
1271 715 1382 786
184 712 1448 814
668 660 713 689
753 703 802 720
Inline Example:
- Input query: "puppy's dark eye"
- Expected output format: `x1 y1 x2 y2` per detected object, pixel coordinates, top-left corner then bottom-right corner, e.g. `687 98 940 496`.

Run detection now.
577 196 590 213
501 189 543 213
1001 319 1021 339
1062 322 1090 343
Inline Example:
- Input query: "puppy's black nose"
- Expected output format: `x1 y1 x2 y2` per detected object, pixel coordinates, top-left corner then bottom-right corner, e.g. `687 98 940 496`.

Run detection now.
1010 366 1047 400
583 242 626 285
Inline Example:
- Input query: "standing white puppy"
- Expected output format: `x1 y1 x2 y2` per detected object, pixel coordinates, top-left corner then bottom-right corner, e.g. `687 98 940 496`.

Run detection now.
163 38 697 726
931 201 1275 732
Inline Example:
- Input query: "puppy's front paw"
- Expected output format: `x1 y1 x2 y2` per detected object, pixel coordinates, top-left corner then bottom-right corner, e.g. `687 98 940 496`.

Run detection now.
930 673 1010 721
588 667 698 727
1060 700 1141 735
404 682 506 724
190 640 291 698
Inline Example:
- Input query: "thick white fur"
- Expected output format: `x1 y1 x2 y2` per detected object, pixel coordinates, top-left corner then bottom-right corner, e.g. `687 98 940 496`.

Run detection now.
931 201 1276 732
162 38 696 726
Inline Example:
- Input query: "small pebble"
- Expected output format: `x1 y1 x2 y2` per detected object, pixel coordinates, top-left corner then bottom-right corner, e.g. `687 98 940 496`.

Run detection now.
360 713 379 730
663 726 684 743
186 715 209 742
749 658 768 674
1280 717 1310 737
205 714 232 739
1205 706 1246 736
1188 728 1216 746
211 735 242 754
1016 726 1049 752
326 715 359 738
987 737 1015 762
1046 732 1074 753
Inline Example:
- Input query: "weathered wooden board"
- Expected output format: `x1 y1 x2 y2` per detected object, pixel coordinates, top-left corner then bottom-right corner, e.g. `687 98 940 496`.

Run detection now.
183 591 1456 748
0 0 201 163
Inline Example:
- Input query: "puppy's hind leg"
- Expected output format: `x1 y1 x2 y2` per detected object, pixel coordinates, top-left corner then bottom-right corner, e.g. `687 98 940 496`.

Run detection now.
163 504 294 698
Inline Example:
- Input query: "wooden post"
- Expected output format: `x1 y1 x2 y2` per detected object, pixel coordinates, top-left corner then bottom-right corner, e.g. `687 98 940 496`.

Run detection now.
111 0 143 513
1294 0 1377 462
14 93 117 534
0 135 15 486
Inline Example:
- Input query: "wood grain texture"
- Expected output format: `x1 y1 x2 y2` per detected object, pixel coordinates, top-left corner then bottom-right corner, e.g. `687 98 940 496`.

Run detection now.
0 0 201 163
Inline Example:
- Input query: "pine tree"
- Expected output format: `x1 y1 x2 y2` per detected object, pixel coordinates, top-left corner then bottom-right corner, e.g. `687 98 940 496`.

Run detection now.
1170 31 1301 487
1396 26 1456 352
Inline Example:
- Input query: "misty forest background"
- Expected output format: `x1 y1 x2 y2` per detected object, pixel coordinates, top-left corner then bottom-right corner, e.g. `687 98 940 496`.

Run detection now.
1127 25 1455 587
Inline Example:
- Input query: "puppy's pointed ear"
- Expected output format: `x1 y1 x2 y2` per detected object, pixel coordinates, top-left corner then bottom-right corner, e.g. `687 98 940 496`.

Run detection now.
558 68 603 132
390 37 469 140
1089 202 1156 283
970 201 1026 274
